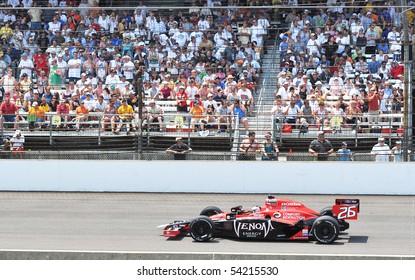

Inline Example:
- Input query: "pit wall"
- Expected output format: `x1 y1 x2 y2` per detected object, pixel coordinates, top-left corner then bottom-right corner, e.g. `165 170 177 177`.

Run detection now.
1 160 413 194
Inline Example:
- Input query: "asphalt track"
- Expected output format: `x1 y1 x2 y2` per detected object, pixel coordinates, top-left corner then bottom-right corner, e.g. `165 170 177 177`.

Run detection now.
0 192 414 259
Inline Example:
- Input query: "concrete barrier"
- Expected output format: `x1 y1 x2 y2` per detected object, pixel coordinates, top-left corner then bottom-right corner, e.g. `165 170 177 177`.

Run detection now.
1 160 414 195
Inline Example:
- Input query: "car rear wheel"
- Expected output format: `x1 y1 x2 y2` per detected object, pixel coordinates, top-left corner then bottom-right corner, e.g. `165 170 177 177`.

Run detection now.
320 206 349 231
190 216 215 242
311 216 339 244
319 206 333 216
200 206 222 217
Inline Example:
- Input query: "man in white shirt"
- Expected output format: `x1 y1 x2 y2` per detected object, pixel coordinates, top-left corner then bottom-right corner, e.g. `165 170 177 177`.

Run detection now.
18 53 34 78
172 26 189 47
306 33 320 56
238 82 254 115
371 137 391 162
98 11 110 33
250 20 265 47
67 51 82 82
276 81 290 101
83 93 96 111
105 69 120 89
121 56 135 83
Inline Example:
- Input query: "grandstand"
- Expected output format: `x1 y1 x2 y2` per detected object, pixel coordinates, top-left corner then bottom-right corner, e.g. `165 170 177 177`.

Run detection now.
0 1 414 160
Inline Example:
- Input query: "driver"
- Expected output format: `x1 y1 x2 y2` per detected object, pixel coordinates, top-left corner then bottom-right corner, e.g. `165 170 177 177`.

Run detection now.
251 205 261 213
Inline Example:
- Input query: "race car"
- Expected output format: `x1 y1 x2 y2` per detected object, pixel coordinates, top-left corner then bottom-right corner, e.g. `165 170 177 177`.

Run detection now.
159 195 359 244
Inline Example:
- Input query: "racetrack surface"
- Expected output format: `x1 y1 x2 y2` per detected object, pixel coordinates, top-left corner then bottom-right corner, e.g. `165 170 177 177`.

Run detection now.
0 192 413 259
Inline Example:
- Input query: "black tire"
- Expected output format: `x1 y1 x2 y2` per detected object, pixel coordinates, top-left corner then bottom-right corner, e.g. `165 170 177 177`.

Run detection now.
200 206 222 217
311 216 339 244
190 216 215 242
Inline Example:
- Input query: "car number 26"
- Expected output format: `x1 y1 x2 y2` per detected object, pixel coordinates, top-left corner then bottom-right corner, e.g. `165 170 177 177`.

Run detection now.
333 205 358 220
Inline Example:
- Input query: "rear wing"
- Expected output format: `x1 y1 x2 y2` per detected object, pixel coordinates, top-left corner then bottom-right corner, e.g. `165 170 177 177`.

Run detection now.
332 199 360 220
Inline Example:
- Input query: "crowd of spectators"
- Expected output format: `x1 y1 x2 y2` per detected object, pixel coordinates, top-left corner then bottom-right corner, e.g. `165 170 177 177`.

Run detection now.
0 0 273 134
273 1 413 133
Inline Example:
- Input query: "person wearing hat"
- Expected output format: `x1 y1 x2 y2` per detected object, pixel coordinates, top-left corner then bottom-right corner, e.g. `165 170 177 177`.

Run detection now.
18 52 34 79
189 100 207 134
75 100 89 131
175 84 188 113
308 131 333 161
390 140 403 162
275 80 290 101
28 101 46 130
105 68 121 89
166 137 192 160
116 99 134 134
371 137 391 162
148 100 164 132
367 85 381 124
225 74 237 87
9 129 25 158
0 92 20 129
306 32 320 57
337 141 352 161
261 132 279 161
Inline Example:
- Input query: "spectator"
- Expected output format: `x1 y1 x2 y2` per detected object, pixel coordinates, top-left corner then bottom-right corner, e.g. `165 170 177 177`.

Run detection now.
56 99 70 128
371 137 391 162
166 137 192 160
147 100 164 132
238 82 254 116
67 51 82 83
0 93 19 129
238 131 260 161
216 99 230 133
337 141 352 161
9 130 24 158
189 100 206 134
175 85 188 113
367 86 381 125
27 101 46 130
261 132 279 161
283 100 300 128
101 101 118 134
18 53 34 78
390 140 403 162
229 100 249 135
75 100 89 131
49 59 62 90
308 131 333 161
116 99 134 134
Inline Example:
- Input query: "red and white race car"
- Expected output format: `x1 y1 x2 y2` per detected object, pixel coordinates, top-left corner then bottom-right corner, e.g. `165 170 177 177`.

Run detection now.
159 195 359 244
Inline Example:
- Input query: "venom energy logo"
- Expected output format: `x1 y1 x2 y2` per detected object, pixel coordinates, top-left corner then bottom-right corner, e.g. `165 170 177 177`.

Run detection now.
233 220 274 238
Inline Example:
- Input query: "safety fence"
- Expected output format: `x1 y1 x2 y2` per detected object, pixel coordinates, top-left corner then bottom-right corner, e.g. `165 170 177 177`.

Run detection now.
0 150 408 162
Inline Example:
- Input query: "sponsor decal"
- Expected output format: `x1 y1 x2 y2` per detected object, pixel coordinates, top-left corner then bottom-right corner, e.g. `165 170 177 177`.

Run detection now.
273 212 282 219
292 236 308 240
233 220 274 238
282 212 305 220
302 229 308 237
281 202 302 206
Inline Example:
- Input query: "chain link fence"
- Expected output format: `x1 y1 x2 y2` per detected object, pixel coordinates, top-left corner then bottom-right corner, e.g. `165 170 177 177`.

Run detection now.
0 150 407 162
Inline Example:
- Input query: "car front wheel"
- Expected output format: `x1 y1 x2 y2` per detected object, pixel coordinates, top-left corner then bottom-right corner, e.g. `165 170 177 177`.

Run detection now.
190 216 215 242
